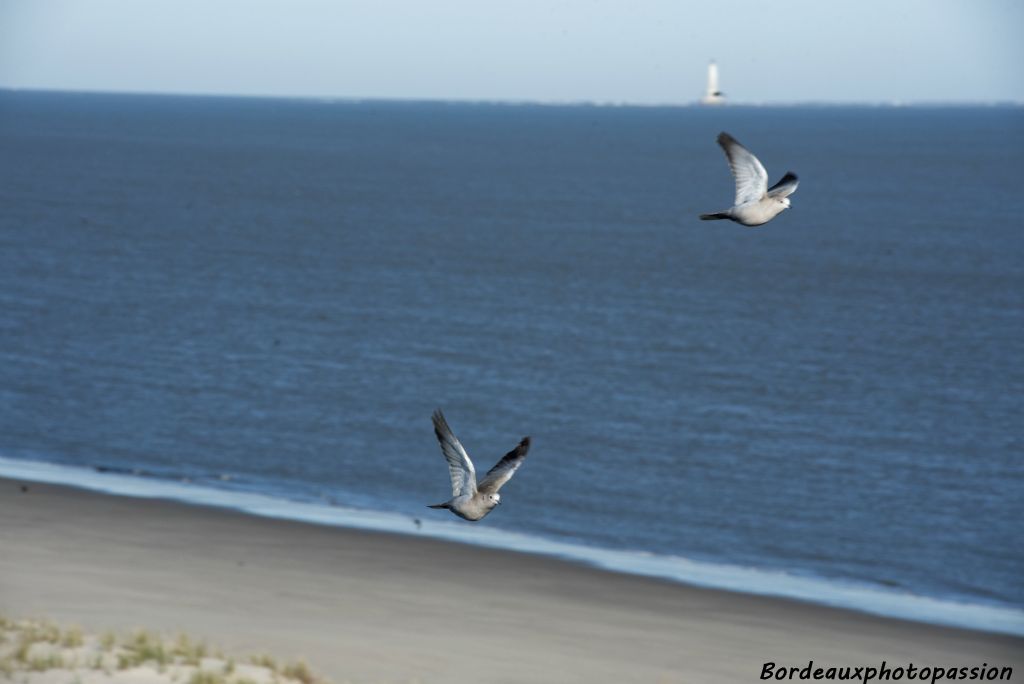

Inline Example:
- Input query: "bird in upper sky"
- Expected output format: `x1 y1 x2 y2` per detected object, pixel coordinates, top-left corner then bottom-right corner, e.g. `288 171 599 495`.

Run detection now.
427 409 530 522
700 132 799 226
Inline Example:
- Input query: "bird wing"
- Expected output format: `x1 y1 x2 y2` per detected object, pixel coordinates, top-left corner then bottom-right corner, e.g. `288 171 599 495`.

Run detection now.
432 410 476 497
717 132 768 206
767 172 799 199
478 437 530 494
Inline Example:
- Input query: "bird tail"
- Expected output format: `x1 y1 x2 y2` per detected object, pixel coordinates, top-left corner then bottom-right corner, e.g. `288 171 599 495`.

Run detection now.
700 212 730 221
427 502 450 510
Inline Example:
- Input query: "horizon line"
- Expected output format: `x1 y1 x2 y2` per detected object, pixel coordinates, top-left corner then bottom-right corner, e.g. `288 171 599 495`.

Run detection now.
2 85 1022 109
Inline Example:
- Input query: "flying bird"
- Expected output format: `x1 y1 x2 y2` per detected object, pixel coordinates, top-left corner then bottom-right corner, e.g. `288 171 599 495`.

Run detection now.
700 132 799 226
427 409 530 521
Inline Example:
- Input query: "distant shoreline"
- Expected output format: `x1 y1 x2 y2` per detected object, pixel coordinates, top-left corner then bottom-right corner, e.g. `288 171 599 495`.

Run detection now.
2 86 1021 109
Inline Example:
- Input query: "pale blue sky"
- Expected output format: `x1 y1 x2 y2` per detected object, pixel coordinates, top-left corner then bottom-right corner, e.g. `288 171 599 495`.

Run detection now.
1 0 1021 104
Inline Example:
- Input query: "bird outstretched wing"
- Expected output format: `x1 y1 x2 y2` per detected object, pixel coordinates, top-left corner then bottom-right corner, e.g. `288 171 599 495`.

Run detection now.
432 409 477 497
767 172 799 199
478 437 530 494
718 132 768 206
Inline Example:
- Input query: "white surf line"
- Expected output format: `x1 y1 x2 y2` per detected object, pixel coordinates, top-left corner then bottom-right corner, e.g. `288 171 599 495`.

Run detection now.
2 455 1021 637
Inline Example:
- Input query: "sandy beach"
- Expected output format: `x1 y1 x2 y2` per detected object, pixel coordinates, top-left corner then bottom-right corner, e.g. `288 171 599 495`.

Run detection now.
1 477 1019 683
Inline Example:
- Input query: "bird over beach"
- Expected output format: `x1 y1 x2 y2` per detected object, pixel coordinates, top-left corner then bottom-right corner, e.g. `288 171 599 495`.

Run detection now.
428 409 531 521
700 132 799 226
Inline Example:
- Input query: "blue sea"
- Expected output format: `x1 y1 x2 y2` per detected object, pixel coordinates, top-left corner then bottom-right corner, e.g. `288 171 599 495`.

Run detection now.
1 91 1021 635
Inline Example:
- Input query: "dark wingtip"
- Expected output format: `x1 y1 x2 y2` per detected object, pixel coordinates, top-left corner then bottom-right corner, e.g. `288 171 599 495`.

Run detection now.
717 131 735 146
431 408 453 445
767 172 800 195
518 436 531 454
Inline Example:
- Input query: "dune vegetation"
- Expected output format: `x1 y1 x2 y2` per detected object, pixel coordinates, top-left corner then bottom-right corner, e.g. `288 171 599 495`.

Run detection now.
0 615 328 684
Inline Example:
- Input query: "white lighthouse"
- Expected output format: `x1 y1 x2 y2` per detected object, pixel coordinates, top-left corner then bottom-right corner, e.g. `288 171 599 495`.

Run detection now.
701 60 725 106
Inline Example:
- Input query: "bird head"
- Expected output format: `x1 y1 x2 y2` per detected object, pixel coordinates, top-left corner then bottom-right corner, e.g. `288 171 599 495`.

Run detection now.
489 493 501 506
778 197 791 210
